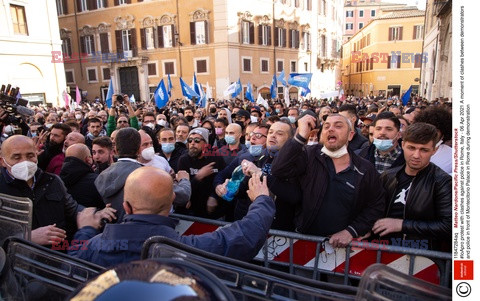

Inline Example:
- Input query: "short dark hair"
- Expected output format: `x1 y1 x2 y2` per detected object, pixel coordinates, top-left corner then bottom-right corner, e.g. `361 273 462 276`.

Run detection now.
184 106 194 113
214 118 228 127
373 111 401 131
88 117 102 126
338 104 357 117
159 127 175 139
143 112 155 119
413 106 452 141
65 120 80 131
402 122 439 146
51 123 71 136
267 115 280 123
115 128 141 158
275 121 295 138
92 136 113 150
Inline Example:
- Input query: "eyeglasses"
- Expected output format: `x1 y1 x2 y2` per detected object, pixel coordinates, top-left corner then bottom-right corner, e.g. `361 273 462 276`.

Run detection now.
187 138 205 144
249 132 267 139
117 120 128 124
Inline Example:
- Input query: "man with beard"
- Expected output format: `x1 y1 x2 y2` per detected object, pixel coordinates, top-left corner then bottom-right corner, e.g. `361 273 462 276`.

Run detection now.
177 128 226 218
92 137 114 173
85 117 104 150
272 114 384 247
38 123 71 173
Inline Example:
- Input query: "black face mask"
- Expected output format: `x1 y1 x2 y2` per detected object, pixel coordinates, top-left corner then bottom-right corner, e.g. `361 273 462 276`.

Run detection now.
95 161 110 173
322 114 328 121
210 108 217 114
186 115 194 122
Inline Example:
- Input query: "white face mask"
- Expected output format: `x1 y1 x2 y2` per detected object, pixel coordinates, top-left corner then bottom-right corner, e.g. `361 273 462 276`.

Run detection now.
157 119 167 127
145 122 155 130
251 116 258 123
75 114 83 120
4 159 38 181
141 146 155 161
307 141 319 146
45 123 53 129
321 145 348 159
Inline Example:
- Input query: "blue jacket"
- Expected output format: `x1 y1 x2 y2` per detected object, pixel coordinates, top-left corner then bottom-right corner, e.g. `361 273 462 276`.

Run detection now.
68 195 275 267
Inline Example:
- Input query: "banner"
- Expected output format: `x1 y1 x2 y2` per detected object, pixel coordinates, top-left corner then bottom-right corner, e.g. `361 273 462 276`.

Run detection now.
288 73 312 91
154 79 169 108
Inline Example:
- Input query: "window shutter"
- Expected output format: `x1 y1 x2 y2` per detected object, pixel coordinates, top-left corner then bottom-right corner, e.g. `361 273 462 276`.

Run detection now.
370 57 373 70
397 58 401 69
115 30 123 53
289 29 292 48
126 0 131 3
157 26 164 48
249 22 254 44
190 22 196 45
413 26 417 39
258 25 263 45
130 28 137 56
296 31 300 48
398 27 403 40
100 33 109 53
76 0 82 12
62 0 68 14
79 36 85 53
114 0 119 6
171 25 176 47
140 28 146 50
103 0 107 8
267 26 272 46
88 0 96 10
274 27 279 47
282 29 286 47
387 55 391 69
204 20 209 44
388 27 392 41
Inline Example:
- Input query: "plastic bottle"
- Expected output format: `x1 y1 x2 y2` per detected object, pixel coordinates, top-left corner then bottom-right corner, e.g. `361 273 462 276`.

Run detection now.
223 165 245 201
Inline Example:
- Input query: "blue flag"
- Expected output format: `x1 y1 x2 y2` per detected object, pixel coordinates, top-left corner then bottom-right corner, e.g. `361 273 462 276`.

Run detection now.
246 82 255 102
180 77 200 99
167 74 173 97
278 70 288 87
154 79 169 108
193 72 201 96
105 78 114 108
288 73 312 91
270 75 277 99
300 87 311 97
232 78 242 98
401 85 413 106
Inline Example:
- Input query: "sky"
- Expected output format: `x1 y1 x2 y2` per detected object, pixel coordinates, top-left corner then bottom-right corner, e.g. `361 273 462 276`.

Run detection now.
380 0 427 10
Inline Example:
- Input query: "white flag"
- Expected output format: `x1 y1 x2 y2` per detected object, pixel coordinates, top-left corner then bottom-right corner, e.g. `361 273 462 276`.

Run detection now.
206 82 213 99
223 82 237 97
129 94 136 103
284 89 291 107
256 93 269 108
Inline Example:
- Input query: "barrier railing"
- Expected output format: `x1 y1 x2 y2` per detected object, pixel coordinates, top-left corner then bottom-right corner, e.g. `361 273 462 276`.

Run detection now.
0 193 32 244
171 213 452 288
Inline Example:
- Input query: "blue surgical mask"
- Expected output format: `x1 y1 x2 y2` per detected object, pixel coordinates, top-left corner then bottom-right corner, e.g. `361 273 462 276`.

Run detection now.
245 140 251 148
249 144 263 157
373 138 394 151
275 109 281 114
161 143 175 154
225 135 237 145
288 116 296 124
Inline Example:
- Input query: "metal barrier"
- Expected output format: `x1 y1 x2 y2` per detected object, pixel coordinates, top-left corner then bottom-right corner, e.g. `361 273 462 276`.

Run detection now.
171 213 452 288
0 193 32 244
1 237 104 300
142 236 358 300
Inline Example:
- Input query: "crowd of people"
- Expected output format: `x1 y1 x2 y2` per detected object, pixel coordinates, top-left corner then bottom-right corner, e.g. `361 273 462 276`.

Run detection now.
0 93 453 268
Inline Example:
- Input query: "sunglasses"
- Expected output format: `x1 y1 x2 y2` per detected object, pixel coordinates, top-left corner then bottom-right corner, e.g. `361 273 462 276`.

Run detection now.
117 120 128 124
249 132 267 139
187 138 205 144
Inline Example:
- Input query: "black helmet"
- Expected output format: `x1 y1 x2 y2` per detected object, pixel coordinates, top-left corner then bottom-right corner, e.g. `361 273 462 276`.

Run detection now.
70 259 234 301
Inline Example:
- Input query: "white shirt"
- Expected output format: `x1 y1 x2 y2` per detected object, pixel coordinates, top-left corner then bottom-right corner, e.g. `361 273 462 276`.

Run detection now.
431 144 452 175
144 155 172 173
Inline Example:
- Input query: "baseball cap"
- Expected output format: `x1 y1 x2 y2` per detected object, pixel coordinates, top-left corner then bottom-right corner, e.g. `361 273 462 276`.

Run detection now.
235 109 251 119
188 128 209 142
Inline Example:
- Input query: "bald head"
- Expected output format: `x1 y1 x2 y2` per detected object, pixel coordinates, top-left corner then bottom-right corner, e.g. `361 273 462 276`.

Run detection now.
1 136 37 179
226 123 241 134
123 167 174 215
64 132 85 150
65 143 91 161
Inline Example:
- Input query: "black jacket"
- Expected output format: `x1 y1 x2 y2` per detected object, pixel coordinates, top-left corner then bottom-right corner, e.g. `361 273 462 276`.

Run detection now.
0 167 83 232
271 138 385 237
380 163 452 251
60 156 105 209
348 128 369 151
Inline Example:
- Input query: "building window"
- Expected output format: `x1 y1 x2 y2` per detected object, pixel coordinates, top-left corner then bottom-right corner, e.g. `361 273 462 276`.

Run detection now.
388 26 403 41
290 60 297 72
370 57 374 70
242 57 252 72
97 0 106 9
155 25 175 48
260 58 269 73
359 10 364 17
305 0 312 10
319 0 326 16
148 62 157 77
195 58 208 74
387 54 401 69
56 0 67 15
10 5 28 35
86 67 98 83
359 23 364 29
163 61 176 76
258 24 271 46
102 67 110 81
275 27 286 47
295 0 300 8
414 54 422 68
320 34 326 57
413 25 424 40
141 27 156 50
62 38 72 58
190 21 208 45
241 21 254 44
276 59 284 72
371 10 376 17
117 0 130 5
367 33 371 46
65 70 75 84
115 29 137 58
303 32 311 51
346 11 353 17
346 23 353 30
304 62 308 72
80 35 95 55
